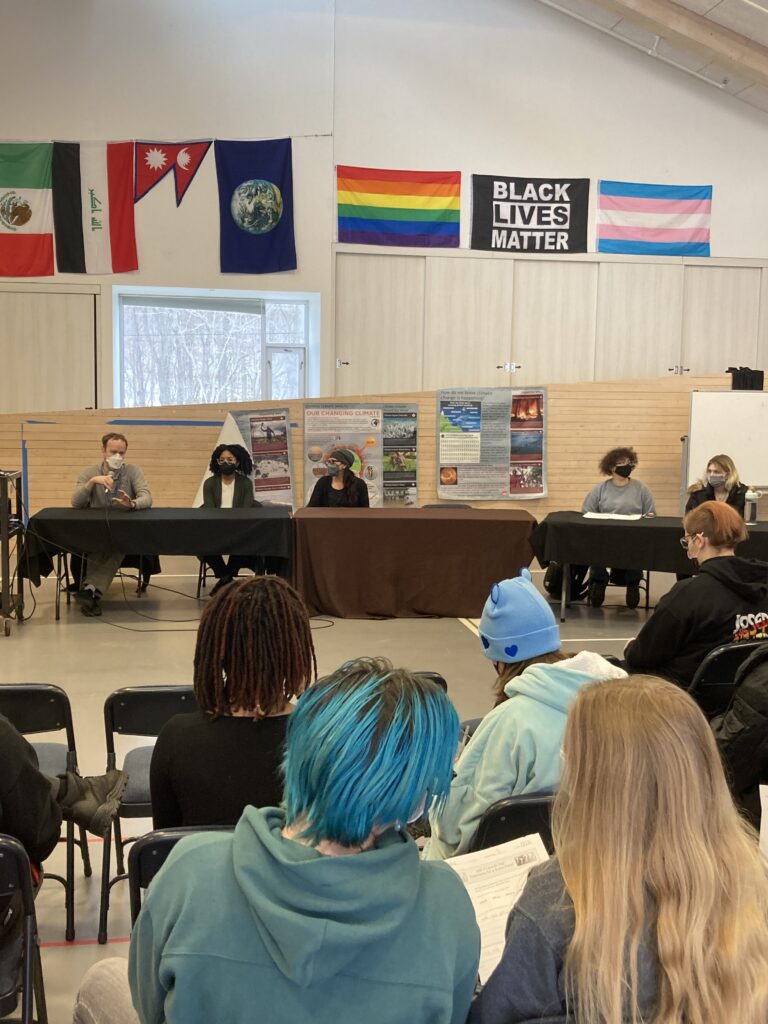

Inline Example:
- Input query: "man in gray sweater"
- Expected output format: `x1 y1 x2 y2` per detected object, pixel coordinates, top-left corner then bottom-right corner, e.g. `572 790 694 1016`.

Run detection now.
71 432 152 616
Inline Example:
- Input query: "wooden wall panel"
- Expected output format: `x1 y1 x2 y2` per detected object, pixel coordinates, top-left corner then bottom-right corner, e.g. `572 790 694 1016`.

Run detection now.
511 260 598 385
334 254 425 395
423 257 514 389
595 263 684 379
0 376 735 522
682 266 760 373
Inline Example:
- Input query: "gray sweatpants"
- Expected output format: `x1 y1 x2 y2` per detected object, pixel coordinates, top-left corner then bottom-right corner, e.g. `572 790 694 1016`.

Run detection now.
84 553 124 595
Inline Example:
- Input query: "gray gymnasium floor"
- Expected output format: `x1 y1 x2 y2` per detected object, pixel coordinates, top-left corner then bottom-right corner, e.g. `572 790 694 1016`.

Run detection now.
0 559 677 1023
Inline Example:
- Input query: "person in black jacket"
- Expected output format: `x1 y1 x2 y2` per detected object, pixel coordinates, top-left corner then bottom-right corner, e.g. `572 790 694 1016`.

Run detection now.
711 643 768 827
307 448 370 508
686 453 748 518
199 444 262 594
624 501 768 687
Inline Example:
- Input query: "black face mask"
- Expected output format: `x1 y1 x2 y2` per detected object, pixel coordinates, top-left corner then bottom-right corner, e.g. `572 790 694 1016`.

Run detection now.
218 463 237 476
614 465 633 478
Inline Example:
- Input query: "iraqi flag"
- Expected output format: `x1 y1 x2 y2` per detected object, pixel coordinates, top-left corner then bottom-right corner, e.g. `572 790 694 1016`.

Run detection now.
215 139 296 274
52 142 138 273
134 141 211 205
0 143 54 276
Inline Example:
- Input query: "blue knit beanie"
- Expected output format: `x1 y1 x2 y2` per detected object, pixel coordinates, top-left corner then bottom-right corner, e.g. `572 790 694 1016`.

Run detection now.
478 568 560 664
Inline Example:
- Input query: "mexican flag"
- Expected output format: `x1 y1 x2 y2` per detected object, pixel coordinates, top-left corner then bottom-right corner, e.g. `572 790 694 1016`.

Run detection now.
52 141 138 274
0 143 54 277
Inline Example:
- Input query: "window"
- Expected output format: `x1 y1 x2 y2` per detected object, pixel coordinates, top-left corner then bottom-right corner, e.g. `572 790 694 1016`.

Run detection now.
116 290 313 407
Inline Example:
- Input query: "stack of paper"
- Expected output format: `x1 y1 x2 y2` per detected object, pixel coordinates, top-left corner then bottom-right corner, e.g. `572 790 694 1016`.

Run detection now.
582 512 642 520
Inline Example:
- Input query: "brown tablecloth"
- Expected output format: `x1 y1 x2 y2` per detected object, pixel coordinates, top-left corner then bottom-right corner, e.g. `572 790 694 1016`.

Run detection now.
293 507 536 618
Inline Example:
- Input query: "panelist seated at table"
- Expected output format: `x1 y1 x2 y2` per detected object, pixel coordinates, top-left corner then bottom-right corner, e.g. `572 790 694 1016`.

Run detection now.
199 443 262 596
307 448 369 508
423 569 626 860
581 446 655 609
624 501 768 689
686 453 748 517
71 432 152 617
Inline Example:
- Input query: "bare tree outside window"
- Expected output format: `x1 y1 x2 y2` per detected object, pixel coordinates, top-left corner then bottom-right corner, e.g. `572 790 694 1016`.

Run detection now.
119 298 308 407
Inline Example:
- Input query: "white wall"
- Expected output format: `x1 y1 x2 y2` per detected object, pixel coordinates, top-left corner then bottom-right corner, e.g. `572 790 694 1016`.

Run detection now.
2 0 768 409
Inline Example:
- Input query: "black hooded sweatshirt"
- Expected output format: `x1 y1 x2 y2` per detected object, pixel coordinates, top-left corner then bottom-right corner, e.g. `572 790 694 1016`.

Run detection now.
625 556 768 687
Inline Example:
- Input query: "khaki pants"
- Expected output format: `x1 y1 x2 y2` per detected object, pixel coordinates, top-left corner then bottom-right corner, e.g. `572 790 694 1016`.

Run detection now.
83 553 124 595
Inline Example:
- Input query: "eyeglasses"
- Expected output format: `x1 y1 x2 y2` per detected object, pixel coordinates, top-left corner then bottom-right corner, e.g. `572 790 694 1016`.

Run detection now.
680 533 703 550
217 460 237 467
326 459 342 467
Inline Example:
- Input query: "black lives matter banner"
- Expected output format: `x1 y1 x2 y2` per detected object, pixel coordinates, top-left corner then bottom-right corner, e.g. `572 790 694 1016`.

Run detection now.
471 175 589 254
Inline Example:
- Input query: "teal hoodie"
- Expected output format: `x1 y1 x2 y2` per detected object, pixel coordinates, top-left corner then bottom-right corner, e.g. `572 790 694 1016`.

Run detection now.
423 652 627 860
128 806 480 1024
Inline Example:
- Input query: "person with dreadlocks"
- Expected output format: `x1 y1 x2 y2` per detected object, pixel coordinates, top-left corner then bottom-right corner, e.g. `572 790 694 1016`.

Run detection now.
149 576 317 828
199 442 262 595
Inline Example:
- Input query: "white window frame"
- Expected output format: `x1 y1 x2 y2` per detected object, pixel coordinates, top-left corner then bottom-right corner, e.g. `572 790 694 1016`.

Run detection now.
113 285 320 408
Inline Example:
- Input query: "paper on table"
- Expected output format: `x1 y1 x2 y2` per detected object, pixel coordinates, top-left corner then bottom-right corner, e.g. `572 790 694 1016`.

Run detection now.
582 512 642 520
760 786 767 859
446 833 549 984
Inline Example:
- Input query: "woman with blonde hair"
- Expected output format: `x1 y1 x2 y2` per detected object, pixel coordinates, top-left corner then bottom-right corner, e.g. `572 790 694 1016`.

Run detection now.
686 453 747 517
624 500 768 688
470 675 768 1024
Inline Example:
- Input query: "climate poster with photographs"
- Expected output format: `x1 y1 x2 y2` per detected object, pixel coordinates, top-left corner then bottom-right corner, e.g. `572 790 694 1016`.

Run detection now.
437 388 546 500
303 404 419 508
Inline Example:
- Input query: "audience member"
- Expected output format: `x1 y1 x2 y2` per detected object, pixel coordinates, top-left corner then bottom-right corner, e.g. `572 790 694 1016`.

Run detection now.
307 448 370 507
686 453 748 517
470 676 768 1024
71 432 152 616
711 642 768 826
199 443 262 595
624 501 768 688
582 445 655 608
150 576 316 828
423 569 625 859
73 657 480 1024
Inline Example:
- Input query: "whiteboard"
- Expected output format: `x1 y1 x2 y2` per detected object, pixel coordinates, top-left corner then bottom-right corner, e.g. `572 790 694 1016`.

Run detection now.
688 391 768 487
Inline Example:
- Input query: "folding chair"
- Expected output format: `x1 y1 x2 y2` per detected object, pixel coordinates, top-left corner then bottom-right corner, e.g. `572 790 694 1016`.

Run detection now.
0 684 91 942
0 835 48 1024
98 686 197 944
128 827 232 925
688 639 765 719
470 793 556 854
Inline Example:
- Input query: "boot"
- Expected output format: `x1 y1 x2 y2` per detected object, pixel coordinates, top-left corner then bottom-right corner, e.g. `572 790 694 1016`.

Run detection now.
56 770 128 836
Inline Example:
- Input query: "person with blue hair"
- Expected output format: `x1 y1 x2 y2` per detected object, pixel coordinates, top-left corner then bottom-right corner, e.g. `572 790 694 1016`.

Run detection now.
423 568 626 860
72 657 480 1024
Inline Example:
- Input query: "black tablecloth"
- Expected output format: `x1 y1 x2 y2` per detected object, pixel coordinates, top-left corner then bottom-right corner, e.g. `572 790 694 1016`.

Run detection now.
21 508 293 586
532 511 768 575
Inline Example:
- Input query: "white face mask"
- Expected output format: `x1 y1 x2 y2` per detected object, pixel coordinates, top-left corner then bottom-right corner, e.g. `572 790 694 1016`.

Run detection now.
105 453 124 471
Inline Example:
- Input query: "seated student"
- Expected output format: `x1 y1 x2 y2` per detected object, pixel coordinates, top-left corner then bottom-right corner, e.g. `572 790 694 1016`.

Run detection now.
711 642 768 827
581 446 655 608
624 501 768 689
470 676 768 1024
199 443 262 595
0 716 126 993
150 575 316 828
73 657 481 1024
686 453 748 517
423 569 625 860
307 448 370 507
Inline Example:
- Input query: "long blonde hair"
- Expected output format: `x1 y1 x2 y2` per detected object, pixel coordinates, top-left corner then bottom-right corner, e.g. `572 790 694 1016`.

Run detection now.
553 676 768 1024
688 453 740 494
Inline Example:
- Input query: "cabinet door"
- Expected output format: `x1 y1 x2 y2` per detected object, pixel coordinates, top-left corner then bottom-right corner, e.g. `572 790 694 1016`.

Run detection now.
334 253 425 396
0 289 96 413
595 262 683 379
511 260 598 386
682 265 760 374
423 256 514 389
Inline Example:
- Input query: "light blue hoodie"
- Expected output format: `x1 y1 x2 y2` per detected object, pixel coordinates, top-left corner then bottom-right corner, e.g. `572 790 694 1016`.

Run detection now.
129 806 480 1024
423 651 626 860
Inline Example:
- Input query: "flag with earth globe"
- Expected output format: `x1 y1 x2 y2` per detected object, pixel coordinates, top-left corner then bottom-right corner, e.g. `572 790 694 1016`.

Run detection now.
215 138 296 273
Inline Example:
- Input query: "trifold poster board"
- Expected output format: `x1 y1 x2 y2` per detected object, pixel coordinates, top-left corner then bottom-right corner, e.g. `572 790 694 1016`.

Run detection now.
437 388 547 500
193 409 294 508
303 404 419 507
687 392 768 488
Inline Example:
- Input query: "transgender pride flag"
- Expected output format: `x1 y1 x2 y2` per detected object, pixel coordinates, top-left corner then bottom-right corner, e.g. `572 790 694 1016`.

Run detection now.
597 180 712 256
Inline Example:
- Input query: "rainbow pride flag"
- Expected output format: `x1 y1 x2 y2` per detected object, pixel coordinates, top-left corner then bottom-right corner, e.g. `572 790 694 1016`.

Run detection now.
337 165 460 247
